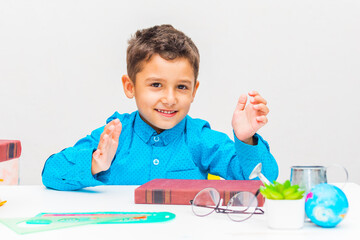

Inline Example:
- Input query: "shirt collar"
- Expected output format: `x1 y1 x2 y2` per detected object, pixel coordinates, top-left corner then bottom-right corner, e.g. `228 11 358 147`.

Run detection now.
133 111 186 146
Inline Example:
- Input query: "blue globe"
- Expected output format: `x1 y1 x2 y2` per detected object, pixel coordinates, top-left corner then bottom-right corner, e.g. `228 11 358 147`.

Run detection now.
305 183 348 228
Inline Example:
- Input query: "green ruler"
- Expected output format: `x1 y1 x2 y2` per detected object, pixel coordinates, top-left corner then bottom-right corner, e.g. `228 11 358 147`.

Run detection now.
0 212 175 234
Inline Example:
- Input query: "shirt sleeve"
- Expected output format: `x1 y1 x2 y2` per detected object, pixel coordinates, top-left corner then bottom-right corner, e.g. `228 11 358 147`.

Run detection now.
189 120 278 182
233 132 279 182
41 126 106 191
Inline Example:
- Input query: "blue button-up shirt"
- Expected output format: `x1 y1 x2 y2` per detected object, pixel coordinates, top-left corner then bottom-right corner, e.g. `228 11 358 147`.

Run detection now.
42 111 278 190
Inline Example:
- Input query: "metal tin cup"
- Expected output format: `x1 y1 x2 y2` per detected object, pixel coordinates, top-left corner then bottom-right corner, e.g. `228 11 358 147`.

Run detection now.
290 166 327 194
290 164 348 193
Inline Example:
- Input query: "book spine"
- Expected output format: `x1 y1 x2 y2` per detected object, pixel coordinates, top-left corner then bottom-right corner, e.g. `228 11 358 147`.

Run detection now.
0 140 21 162
135 189 173 204
135 188 198 205
135 188 265 206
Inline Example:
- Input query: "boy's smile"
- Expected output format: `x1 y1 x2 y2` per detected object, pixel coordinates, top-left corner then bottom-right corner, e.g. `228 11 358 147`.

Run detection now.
122 54 199 133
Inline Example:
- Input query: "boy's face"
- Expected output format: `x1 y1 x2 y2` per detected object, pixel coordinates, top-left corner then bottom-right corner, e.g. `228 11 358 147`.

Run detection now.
122 54 199 133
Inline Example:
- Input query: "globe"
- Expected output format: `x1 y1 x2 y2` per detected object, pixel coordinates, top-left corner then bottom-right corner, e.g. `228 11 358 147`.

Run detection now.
305 183 348 228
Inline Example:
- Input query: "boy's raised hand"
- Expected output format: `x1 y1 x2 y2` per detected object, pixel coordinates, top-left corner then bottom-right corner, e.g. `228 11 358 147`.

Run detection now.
91 119 122 175
232 91 269 145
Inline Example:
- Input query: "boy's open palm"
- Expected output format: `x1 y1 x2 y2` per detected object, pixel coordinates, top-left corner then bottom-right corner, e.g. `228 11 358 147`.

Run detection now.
232 91 269 145
91 119 122 175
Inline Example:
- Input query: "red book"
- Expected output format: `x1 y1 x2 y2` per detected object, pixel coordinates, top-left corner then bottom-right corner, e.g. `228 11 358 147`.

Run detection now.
0 140 22 163
134 179 265 206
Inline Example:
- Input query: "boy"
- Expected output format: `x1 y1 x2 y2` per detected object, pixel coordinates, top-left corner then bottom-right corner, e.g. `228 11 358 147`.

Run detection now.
42 24 278 191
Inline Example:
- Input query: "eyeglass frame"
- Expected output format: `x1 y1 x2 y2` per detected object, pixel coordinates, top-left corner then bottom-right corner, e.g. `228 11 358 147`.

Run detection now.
190 187 264 222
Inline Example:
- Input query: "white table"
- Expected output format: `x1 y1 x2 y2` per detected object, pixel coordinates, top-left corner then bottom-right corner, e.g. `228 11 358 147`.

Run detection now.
0 183 359 240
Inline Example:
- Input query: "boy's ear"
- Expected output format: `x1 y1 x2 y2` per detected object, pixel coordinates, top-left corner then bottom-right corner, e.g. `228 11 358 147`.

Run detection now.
122 75 135 99
191 81 200 102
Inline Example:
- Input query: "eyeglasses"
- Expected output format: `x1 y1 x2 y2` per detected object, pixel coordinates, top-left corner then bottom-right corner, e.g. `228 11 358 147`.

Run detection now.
190 187 264 222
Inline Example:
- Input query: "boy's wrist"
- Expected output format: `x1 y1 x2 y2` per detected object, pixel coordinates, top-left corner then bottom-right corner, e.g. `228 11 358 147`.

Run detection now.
234 132 258 146
241 137 254 145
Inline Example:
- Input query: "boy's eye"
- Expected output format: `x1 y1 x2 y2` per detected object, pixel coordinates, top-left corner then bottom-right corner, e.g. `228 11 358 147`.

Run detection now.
178 85 188 90
151 83 162 88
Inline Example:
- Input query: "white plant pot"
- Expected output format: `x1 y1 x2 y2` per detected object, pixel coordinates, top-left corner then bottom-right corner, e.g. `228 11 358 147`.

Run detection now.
265 198 305 229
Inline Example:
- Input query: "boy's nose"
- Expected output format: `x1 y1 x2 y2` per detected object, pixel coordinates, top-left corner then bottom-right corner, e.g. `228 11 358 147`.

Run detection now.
161 89 177 106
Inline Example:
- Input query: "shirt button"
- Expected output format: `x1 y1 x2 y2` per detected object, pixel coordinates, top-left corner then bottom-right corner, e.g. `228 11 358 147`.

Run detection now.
153 136 160 142
153 159 160 165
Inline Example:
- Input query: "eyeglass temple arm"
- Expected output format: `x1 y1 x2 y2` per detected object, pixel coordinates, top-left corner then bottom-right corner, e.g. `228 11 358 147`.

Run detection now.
218 207 264 215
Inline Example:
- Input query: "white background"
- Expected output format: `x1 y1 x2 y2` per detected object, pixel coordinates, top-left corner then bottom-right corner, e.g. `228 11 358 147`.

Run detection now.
1 0 359 185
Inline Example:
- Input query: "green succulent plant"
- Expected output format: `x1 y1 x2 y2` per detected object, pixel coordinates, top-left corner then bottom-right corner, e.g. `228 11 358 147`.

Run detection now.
259 180 305 200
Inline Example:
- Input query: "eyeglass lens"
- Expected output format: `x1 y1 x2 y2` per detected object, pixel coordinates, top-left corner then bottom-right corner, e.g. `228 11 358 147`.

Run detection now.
192 188 220 217
226 191 258 222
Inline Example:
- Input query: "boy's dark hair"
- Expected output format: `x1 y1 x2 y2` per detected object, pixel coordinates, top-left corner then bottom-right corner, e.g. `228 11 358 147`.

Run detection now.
126 24 200 83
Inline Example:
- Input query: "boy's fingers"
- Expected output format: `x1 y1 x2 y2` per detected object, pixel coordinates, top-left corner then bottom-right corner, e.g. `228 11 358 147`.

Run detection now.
253 103 269 115
104 125 115 146
251 95 267 105
100 122 113 138
112 121 122 141
248 90 259 97
256 116 268 125
104 134 115 152
107 124 115 134
98 134 109 151
235 94 247 111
